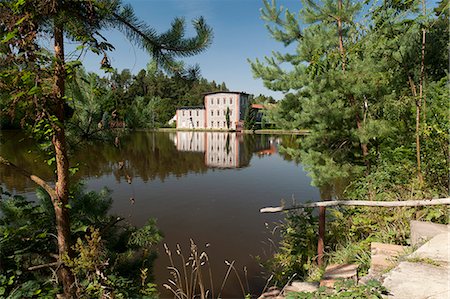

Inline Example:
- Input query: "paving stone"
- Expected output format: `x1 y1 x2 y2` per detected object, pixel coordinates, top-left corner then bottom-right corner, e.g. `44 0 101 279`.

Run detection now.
409 232 450 263
283 281 319 294
370 242 408 274
382 232 450 298
410 220 449 247
382 261 450 299
323 264 359 279
320 264 358 288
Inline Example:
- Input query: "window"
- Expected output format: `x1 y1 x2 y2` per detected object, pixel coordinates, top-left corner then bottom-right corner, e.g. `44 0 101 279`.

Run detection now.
196 121 199 127
230 98 233 104
217 110 220 116
189 111 192 116
211 110 213 116
182 111 185 116
223 121 226 127
217 121 220 127
223 98 226 104
217 98 219 105
211 98 213 105
196 110 199 116
230 109 233 115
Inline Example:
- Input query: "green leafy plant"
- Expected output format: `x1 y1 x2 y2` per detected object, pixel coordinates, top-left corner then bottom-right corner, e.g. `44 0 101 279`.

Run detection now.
0 185 162 298
285 279 388 299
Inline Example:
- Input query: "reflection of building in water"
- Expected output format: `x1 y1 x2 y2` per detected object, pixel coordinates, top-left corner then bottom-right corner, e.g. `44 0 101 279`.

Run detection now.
172 132 273 168
173 131 205 152
257 144 277 156
205 132 238 168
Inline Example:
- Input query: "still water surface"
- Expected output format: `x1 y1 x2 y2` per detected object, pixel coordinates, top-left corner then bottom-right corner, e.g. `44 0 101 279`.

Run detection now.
0 131 320 297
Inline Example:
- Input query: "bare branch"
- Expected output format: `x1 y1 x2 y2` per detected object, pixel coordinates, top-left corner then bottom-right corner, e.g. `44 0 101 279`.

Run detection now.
28 261 60 271
261 198 450 213
0 155 56 199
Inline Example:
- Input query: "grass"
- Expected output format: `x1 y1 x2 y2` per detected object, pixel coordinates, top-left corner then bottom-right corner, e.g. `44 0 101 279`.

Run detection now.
163 240 251 299
405 257 443 267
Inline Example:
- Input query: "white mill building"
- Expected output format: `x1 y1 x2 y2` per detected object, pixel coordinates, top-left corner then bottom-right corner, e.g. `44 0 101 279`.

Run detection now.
176 91 249 131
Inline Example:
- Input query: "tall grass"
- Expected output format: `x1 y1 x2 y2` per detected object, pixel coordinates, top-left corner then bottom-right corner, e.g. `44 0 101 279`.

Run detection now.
163 240 251 299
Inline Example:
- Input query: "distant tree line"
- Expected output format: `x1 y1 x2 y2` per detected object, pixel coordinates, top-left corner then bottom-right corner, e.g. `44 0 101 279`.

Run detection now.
1 63 229 131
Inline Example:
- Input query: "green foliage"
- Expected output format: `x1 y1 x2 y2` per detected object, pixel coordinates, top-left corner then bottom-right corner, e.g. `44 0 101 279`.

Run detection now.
286 279 387 299
244 105 258 130
0 186 162 298
262 209 318 284
251 0 449 192
254 0 448 285
66 66 229 129
126 96 159 129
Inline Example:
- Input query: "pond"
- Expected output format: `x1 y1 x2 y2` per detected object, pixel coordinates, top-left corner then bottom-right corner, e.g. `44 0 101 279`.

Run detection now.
0 130 321 297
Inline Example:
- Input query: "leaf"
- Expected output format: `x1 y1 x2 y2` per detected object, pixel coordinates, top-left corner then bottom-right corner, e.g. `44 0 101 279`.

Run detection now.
27 86 39 95
73 225 89 233
1 30 17 43
15 16 27 26
69 166 79 175
36 232 47 239
46 157 55 165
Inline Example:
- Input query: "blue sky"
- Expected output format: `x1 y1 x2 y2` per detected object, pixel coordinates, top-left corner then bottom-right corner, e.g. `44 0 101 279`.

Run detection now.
72 0 303 100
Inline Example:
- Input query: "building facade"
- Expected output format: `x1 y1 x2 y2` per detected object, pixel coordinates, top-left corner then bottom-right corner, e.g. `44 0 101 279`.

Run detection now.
176 106 206 129
176 91 249 130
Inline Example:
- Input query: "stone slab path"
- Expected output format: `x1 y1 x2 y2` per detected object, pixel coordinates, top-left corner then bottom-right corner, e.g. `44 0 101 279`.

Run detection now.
382 232 450 299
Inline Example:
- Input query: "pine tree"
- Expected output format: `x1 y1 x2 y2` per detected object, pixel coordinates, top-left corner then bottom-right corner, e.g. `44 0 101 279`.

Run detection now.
0 1 212 296
250 0 448 188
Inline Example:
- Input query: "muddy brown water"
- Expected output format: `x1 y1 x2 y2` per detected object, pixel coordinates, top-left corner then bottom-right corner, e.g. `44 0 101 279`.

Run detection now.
0 130 320 298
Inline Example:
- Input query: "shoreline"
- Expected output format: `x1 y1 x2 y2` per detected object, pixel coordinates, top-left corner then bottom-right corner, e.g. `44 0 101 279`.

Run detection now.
151 128 310 135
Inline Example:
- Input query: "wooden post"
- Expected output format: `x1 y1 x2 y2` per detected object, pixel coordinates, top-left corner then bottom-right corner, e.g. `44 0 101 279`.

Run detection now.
318 206 326 267
260 197 450 267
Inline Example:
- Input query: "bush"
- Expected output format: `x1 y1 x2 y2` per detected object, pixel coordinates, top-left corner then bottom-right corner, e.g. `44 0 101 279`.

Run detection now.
0 185 162 298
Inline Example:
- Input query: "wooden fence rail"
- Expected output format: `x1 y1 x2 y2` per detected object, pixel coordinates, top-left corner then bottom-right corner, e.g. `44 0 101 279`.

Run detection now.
260 197 450 266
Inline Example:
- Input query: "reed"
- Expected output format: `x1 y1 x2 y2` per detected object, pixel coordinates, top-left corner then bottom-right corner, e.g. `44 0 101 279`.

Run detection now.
163 239 251 298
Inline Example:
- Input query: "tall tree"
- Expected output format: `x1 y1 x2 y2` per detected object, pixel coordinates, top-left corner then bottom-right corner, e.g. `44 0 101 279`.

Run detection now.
250 0 446 188
250 0 369 184
0 0 212 297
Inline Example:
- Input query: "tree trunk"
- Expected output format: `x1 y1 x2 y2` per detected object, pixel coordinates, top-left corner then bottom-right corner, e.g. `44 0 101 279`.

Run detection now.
318 206 326 267
408 74 423 184
337 0 346 72
417 0 426 183
53 24 76 298
337 0 369 165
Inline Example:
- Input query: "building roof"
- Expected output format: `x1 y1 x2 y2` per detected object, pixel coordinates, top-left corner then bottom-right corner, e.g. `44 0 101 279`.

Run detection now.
251 104 264 109
203 91 250 96
177 106 205 110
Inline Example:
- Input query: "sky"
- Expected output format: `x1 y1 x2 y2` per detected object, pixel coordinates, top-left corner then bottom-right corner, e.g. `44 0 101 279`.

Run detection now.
71 0 303 100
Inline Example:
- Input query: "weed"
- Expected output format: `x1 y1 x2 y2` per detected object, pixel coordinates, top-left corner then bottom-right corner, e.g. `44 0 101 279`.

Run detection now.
285 279 388 299
163 240 251 299
405 257 442 267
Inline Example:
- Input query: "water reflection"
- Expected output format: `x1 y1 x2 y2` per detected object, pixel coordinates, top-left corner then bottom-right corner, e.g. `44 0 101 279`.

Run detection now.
0 131 279 193
172 132 275 168
0 130 320 298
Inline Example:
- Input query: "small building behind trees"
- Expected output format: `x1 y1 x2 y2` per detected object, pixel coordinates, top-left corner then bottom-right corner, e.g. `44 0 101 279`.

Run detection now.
176 91 249 130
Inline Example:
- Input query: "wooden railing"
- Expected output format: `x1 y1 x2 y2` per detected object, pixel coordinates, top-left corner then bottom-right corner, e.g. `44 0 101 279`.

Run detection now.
260 197 450 266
